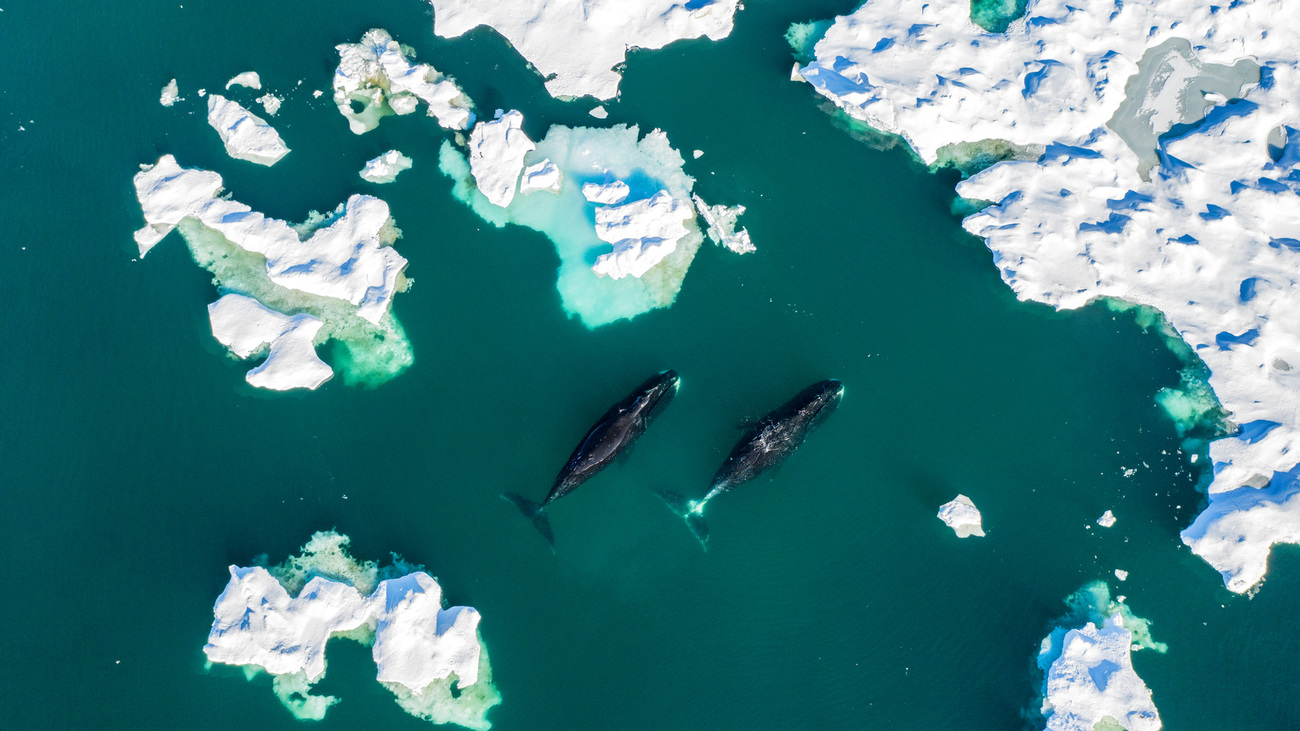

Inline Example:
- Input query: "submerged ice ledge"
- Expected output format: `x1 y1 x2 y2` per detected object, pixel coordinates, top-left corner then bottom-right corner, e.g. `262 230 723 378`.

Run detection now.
798 0 1300 593
205 531 500 728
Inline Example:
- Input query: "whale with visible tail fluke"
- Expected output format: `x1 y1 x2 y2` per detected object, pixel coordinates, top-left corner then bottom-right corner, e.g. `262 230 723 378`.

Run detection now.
505 370 680 547
659 379 843 548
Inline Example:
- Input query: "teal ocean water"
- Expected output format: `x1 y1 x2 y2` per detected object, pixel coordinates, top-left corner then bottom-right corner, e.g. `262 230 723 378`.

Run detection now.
4 0 1300 728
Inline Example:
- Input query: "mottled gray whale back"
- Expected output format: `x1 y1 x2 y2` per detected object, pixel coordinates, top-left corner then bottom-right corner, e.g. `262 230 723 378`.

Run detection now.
505 370 680 546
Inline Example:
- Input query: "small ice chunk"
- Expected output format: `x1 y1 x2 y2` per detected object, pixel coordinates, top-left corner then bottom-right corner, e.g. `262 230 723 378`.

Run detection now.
197 88 206 97
591 191 693 279
160 79 179 107
1098 510 1117 528
207 294 334 391
519 158 562 195
206 94 290 166
582 180 631 205
360 150 414 184
693 149 703 159
692 193 755 254
937 494 985 537
589 105 608 119
1115 569 1129 581
312 89 324 98
468 110 535 208
225 71 262 90
256 93 283 116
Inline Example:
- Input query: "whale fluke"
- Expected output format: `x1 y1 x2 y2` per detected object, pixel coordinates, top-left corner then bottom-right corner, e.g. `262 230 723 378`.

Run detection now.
656 490 710 550
503 493 555 548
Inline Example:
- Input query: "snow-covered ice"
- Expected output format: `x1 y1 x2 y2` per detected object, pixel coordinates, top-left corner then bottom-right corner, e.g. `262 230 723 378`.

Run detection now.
692 194 754 254
1099 511 1117 528
205 531 500 728
207 294 333 391
469 110 535 208
131 155 414 388
334 28 474 135
429 0 742 100
1115 569 1130 581
937 494 985 538
256 93 282 116
205 94 289 166
582 180 630 205
519 159 562 196
591 191 693 280
796 0 1300 594
440 124 708 327
159 79 179 107
1037 582 1164 731
361 150 414 184
225 71 262 90
589 106 608 119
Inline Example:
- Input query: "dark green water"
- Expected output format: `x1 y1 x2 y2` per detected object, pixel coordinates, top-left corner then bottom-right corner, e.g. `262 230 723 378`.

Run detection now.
3 0 1299 728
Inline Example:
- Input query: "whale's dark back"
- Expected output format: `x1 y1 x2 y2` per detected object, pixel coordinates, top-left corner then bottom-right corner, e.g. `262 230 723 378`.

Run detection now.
710 379 843 493
545 370 680 503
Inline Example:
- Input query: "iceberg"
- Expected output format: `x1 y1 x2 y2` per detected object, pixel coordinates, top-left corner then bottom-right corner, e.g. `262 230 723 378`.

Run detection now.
159 78 179 107
1098 511 1117 528
692 194 754 254
440 123 706 327
796 0 1300 593
334 28 475 135
225 71 261 90
519 158 562 196
937 494 985 538
469 109 535 207
429 0 742 100
132 155 413 387
256 92 282 116
205 531 501 728
591 191 693 280
361 150 414 184
205 94 289 166
582 180 630 205
1037 583 1165 731
207 294 333 391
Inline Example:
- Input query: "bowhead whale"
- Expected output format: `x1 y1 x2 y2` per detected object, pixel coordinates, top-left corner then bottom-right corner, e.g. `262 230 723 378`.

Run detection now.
505 370 680 546
660 379 843 548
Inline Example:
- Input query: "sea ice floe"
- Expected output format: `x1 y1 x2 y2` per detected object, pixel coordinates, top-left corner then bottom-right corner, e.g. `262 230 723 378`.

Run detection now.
159 79 179 107
207 294 333 391
361 150 414 184
334 28 475 135
429 0 742 100
1098 511 1117 528
132 155 413 387
1038 582 1165 731
205 94 290 166
205 531 500 728
256 92 282 116
519 158 562 196
469 110 535 208
937 494 985 538
225 71 262 90
796 0 1300 594
440 124 709 327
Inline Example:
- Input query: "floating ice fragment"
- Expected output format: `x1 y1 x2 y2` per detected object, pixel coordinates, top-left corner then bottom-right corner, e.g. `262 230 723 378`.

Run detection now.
1115 569 1129 581
582 180 630 205
692 194 755 254
205 95 289 166
334 28 475 134
361 150 414 184
469 110 535 207
1098 510 1117 528
937 494 985 538
207 294 333 391
159 79 179 107
589 105 608 119
225 71 262 90
591 191 693 280
519 158 562 195
692 149 703 159
256 93 282 116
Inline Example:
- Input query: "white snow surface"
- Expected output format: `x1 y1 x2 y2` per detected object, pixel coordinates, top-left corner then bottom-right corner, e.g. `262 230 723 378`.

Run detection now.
429 0 742 100
692 193 754 254
225 71 262 90
207 294 333 391
582 180 630 205
334 28 475 134
160 79 179 107
591 190 693 279
469 110 535 208
937 494 985 538
205 94 290 166
257 93 283 116
1040 615 1161 731
1099 511 1117 528
361 150 414 184
519 159 562 195
799 0 1300 593
133 155 406 325
205 566 482 691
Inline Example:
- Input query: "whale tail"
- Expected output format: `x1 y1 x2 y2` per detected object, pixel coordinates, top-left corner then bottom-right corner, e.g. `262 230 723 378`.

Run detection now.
655 490 710 550
502 493 555 548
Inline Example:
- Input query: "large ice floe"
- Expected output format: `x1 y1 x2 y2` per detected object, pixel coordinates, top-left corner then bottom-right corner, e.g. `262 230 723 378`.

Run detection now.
795 0 1300 593
334 28 475 134
205 531 501 728
441 119 720 327
205 94 290 166
132 155 413 389
428 0 742 100
1037 582 1165 730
